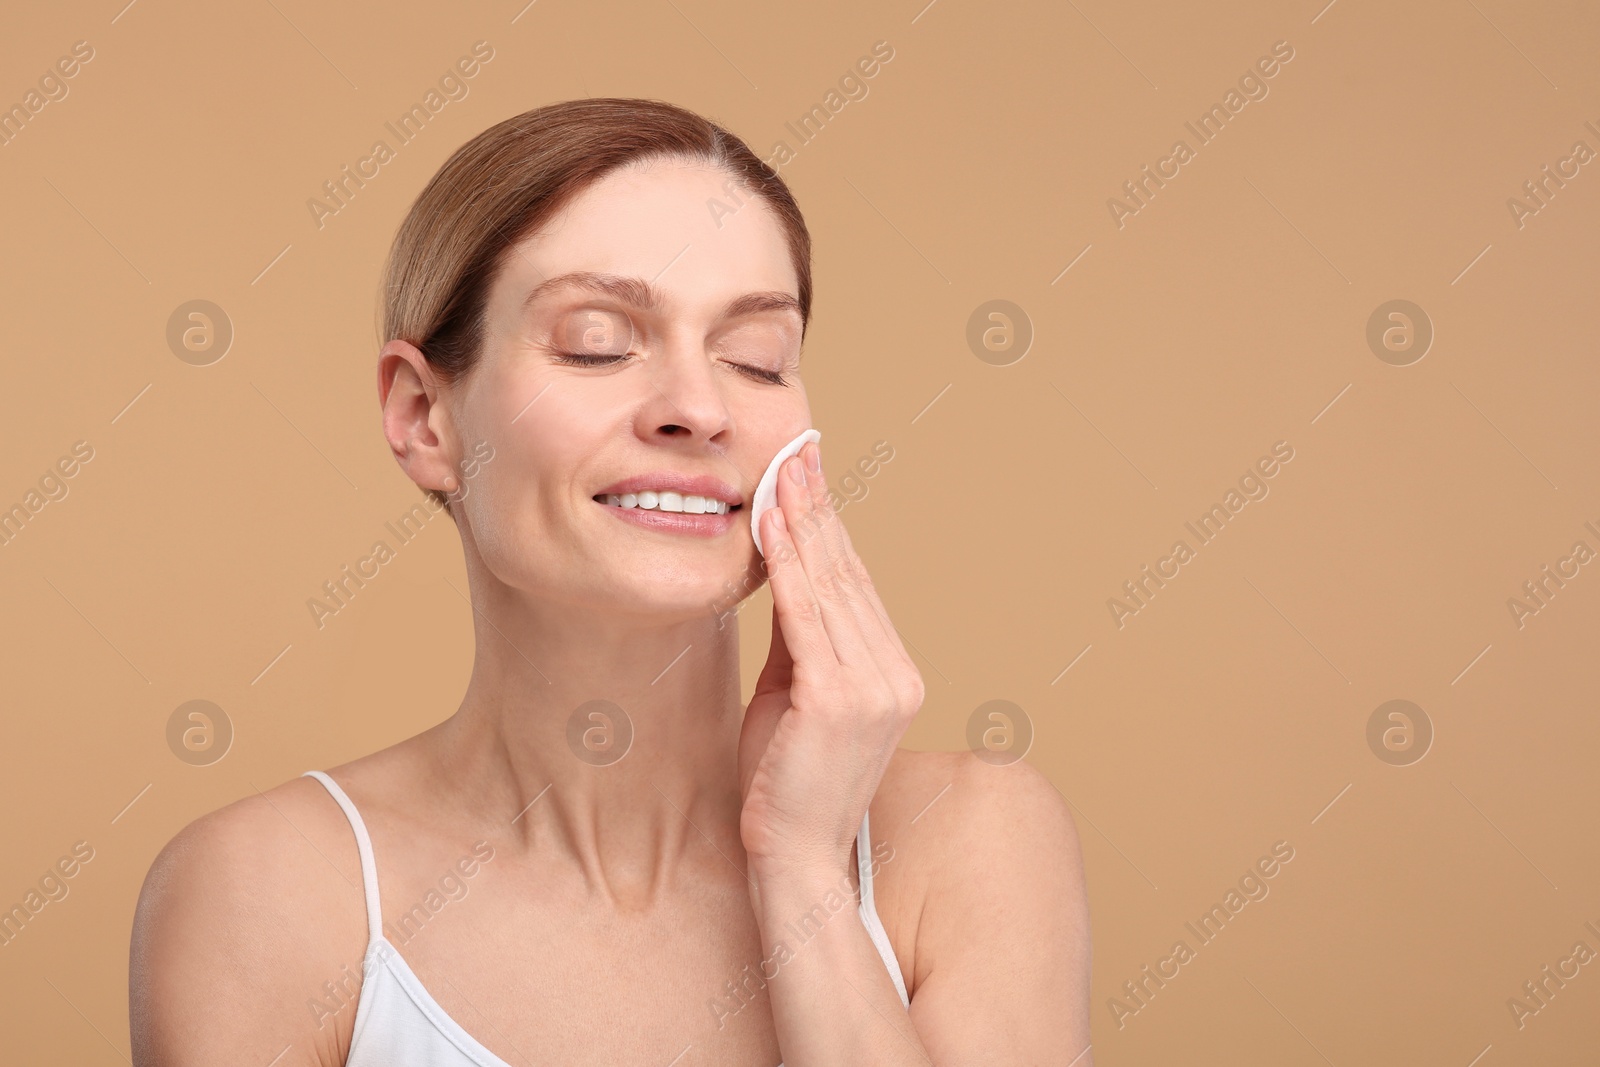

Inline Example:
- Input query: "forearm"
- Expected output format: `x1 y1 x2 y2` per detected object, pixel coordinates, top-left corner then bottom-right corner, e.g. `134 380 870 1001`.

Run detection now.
748 864 930 1067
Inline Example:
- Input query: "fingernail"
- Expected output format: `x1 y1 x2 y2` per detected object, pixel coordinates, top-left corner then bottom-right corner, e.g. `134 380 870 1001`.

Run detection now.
771 508 787 533
805 441 821 473
789 454 807 486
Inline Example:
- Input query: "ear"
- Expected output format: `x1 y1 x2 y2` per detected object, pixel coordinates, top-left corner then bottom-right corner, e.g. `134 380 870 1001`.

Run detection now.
377 339 460 497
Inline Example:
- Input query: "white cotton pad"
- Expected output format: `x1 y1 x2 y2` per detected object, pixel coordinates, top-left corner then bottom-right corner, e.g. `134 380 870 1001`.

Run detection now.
750 428 821 558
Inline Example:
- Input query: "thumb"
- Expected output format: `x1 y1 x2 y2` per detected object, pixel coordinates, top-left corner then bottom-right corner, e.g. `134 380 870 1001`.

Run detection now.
753 599 794 695
739 602 792 799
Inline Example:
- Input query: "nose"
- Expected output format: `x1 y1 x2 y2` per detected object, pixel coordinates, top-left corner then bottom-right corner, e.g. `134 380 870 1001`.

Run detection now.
636 333 735 445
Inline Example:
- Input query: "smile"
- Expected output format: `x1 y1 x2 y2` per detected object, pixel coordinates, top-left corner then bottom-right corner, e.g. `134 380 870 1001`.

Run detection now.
593 491 739 516
591 493 741 538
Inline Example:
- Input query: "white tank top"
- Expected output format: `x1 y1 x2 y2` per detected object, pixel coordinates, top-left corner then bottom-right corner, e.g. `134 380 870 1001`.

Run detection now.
304 769 910 1066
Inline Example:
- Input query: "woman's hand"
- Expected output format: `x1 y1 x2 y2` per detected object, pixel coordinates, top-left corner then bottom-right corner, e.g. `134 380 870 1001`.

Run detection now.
737 440 925 880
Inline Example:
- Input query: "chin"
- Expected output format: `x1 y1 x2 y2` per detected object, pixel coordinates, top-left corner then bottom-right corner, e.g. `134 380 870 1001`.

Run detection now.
585 557 755 626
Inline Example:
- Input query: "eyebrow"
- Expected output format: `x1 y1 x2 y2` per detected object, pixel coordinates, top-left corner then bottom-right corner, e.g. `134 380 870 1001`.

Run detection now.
522 271 802 324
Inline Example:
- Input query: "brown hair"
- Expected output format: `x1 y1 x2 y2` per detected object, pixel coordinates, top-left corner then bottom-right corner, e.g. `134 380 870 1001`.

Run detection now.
378 97 814 514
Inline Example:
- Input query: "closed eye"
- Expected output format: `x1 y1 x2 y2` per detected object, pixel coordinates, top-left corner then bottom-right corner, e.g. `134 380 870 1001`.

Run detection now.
551 352 789 386
731 362 789 386
552 352 629 368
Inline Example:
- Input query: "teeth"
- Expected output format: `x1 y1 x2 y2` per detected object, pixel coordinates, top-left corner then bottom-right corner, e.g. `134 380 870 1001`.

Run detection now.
600 492 731 515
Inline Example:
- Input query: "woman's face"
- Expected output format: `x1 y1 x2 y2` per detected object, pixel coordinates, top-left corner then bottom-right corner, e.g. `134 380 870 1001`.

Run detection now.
446 158 811 620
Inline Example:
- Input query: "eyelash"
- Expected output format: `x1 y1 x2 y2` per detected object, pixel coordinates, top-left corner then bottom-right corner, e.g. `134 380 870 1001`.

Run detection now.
551 352 788 386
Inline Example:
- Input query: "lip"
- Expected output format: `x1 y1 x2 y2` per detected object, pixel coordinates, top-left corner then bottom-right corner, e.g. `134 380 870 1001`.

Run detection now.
591 472 744 506
596 500 738 537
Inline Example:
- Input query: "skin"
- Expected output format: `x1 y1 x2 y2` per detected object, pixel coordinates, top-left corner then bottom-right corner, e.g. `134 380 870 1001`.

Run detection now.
129 158 1093 1066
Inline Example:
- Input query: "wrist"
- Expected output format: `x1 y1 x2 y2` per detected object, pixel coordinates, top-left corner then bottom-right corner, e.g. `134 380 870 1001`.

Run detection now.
748 855 858 918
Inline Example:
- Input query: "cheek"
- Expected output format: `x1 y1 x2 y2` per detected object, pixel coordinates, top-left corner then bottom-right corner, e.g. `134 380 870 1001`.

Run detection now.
460 402 593 561
469 434 552 534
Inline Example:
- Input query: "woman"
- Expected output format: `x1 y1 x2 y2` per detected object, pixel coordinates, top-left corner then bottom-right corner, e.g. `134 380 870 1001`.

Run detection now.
130 98 1092 1066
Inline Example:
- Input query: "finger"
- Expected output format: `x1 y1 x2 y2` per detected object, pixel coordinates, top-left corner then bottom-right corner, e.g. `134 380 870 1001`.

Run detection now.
829 538 911 667
792 442 853 570
822 511 913 666
793 445 923 716
761 502 841 680
777 452 873 668
790 443 907 666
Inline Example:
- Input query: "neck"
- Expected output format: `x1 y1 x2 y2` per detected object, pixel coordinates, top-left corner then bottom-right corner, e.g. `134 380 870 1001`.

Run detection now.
425 565 752 908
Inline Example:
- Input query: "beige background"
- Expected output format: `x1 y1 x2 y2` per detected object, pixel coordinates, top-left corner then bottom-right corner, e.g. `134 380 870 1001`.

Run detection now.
2 0 1598 1062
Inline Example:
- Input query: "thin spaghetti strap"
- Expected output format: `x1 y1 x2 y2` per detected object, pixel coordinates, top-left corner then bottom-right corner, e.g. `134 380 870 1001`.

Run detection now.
856 807 911 1007
302 770 384 946
855 811 877 913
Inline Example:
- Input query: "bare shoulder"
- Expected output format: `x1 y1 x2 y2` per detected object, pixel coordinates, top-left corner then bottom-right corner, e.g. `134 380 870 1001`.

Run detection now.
871 748 1093 1060
872 747 1085 879
130 773 369 1066
870 742 1081 844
